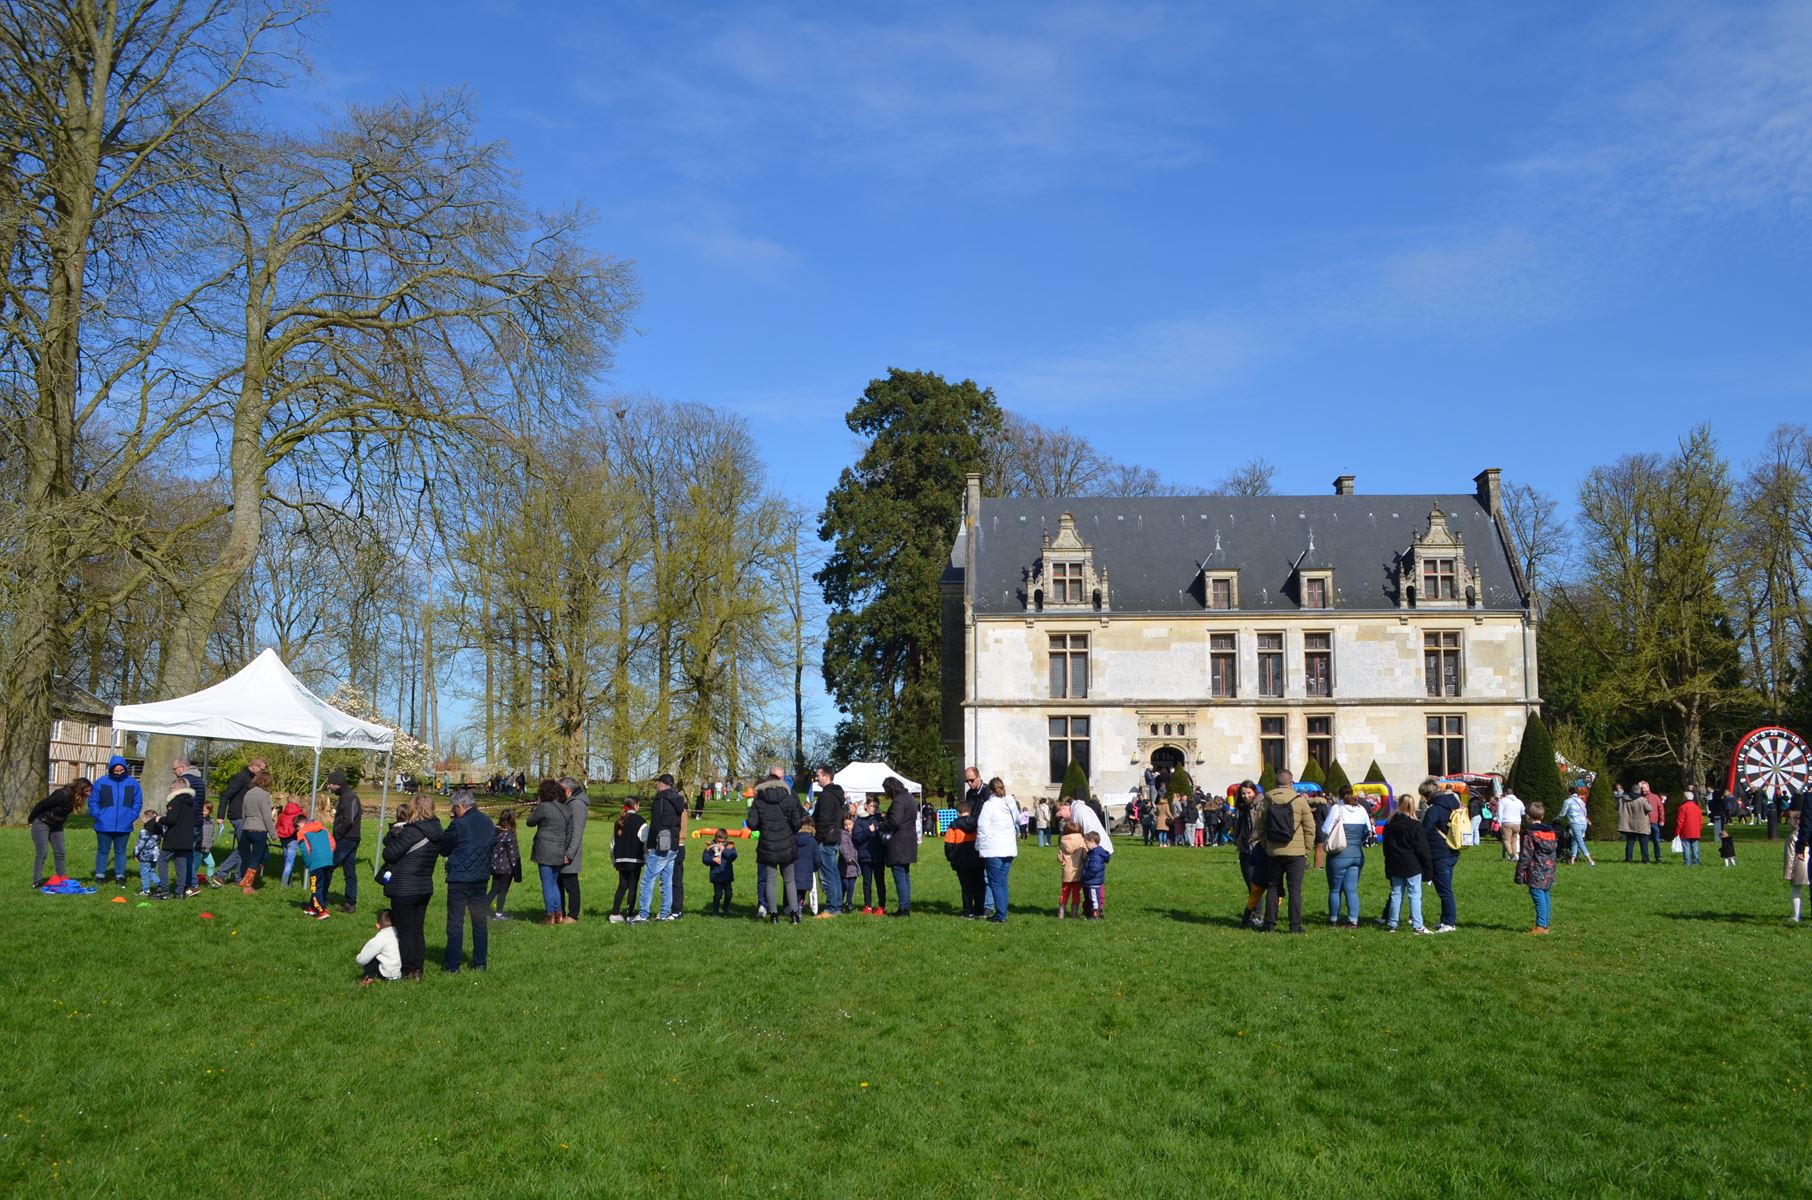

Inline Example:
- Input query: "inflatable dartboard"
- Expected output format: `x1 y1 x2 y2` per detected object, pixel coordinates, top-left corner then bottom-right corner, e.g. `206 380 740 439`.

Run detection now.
1726 726 1812 797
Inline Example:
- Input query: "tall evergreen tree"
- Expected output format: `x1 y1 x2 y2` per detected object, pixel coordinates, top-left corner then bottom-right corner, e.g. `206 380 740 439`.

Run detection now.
1061 759 1089 802
1259 762 1279 791
1363 760 1387 784
1586 765 1619 841
1325 758 1353 795
1167 767 1195 797
817 369 1003 787
1508 712 1567 810
1300 757 1326 787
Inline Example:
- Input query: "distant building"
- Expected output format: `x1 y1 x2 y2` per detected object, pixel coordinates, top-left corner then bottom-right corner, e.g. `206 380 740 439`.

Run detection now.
940 469 1537 798
48 677 119 786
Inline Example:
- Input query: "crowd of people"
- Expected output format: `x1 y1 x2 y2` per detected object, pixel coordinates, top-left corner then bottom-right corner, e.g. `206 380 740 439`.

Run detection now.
26 754 1812 983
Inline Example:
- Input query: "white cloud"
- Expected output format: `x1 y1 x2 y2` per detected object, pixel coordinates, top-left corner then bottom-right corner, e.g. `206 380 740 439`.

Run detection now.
990 312 1270 412
665 212 798 279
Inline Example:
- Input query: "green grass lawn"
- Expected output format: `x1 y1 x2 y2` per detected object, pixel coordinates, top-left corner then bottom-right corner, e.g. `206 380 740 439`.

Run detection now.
3 810 1809 1199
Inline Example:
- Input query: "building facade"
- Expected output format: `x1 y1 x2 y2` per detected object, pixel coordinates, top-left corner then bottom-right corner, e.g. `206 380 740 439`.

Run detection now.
940 470 1537 799
48 677 118 787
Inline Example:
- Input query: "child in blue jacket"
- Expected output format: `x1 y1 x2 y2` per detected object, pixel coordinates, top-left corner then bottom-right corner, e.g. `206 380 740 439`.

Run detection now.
1081 832 1112 920
703 830 737 916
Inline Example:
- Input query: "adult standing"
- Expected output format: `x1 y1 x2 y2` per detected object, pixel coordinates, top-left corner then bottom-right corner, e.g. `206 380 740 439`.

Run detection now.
215 757 262 883
170 757 205 893
381 795 448 981
881 776 920 917
441 791 494 973
1419 778 1463 932
632 772 689 924
30 777 90 887
743 765 803 924
1320 785 1371 929
1058 795 1115 914
325 769 362 913
1675 790 1704 866
559 777 588 923
525 779 573 925
1232 782 1267 927
975 777 1019 923
962 767 987 821
237 770 275 891
1497 787 1525 862
1645 786 1667 862
1559 782 1595 866
811 766 848 918
852 797 887 913
1260 770 1314 934
88 756 142 887
1619 783 1653 863
1036 798 1053 848
157 780 198 898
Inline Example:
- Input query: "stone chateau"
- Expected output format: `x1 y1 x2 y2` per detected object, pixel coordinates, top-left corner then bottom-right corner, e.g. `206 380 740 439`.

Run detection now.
939 469 1537 798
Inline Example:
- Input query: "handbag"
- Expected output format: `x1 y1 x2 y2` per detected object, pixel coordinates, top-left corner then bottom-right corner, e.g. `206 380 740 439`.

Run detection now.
1324 818 1347 853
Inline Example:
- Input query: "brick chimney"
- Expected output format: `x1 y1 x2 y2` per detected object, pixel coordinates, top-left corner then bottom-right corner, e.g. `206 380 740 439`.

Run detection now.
1332 474 1356 496
1474 467 1502 515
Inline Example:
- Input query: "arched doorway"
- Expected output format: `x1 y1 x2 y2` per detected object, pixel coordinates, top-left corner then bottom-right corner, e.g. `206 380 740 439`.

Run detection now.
1151 746 1185 793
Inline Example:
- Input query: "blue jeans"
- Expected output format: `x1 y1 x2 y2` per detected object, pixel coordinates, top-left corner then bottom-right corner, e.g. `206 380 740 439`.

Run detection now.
1681 837 1701 865
817 842 844 912
538 863 563 915
1325 849 1363 923
1386 873 1424 930
1568 822 1590 860
138 858 158 891
241 832 269 879
982 856 1012 920
637 849 677 918
1530 886 1551 927
217 819 245 879
94 832 129 879
281 838 300 885
1037 830 1050 847
1429 855 1457 927
890 864 912 913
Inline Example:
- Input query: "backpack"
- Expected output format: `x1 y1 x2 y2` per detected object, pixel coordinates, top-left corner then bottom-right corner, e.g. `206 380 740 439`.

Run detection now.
1439 801 1467 852
1263 798 1298 846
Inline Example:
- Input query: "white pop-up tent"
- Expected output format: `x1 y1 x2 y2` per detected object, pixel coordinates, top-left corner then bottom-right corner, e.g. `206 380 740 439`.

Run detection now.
831 761 923 804
111 648 396 821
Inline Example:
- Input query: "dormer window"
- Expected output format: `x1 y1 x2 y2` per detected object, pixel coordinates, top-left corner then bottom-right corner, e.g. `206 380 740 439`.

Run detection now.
1401 507 1477 609
1421 558 1457 600
1029 512 1110 612
1204 571 1237 610
1301 572 1332 609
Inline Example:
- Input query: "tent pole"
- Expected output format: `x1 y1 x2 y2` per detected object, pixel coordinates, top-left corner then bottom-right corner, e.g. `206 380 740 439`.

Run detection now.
310 748 321 820
379 747 392 838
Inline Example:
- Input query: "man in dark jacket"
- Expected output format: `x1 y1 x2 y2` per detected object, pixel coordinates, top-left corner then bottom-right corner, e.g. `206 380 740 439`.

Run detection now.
631 773 689 924
745 766 804 923
325 769 363 913
441 791 494 972
214 757 261 882
1419 779 1463 932
811 766 848 918
88 755 143 887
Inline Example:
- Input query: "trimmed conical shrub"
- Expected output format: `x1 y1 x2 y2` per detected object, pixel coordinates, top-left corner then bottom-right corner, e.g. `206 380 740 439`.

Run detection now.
1061 758 1089 802
1300 757 1327 787
1507 711 1567 812
1324 758 1353 796
1259 761 1278 791
1167 766 1195 797
1586 765 1618 841
1364 759 1387 784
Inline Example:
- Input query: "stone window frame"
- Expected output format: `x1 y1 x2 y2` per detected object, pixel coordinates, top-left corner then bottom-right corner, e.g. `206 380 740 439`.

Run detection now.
1427 713 1467 776
1029 512 1110 612
1204 570 1238 610
1424 629 1463 698
1300 569 1333 609
1258 713 1287 776
1303 630 1334 698
1048 632 1090 699
1306 713 1334 770
1256 631 1286 698
1209 631 1238 698
1049 714 1091 785
1402 506 1479 609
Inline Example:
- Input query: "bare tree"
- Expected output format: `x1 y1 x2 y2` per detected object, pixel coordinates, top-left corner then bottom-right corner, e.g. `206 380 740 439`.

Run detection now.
985 412 1183 497
1501 480 1569 608
1208 457 1276 497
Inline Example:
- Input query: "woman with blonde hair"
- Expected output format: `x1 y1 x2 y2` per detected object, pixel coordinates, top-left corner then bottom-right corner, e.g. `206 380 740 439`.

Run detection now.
381 793 447 980
1381 793 1436 934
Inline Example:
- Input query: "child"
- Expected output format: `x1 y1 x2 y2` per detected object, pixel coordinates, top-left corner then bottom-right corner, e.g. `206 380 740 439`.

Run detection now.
198 801 218 887
704 829 738 915
488 808 522 919
942 799 984 918
1786 811 1808 922
1720 825 1738 868
1057 819 1086 918
276 797 306 886
1081 831 1111 919
1513 801 1559 935
134 809 163 896
609 798 645 924
838 816 859 914
794 820 819 915
296 806 337 919
356 909 401 985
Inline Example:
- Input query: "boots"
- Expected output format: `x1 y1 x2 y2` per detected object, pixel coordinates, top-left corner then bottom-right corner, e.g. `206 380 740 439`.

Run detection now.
240 868 259 894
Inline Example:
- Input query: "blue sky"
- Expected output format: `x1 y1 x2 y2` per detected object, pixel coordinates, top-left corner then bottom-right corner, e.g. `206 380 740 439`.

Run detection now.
287 1 1812 734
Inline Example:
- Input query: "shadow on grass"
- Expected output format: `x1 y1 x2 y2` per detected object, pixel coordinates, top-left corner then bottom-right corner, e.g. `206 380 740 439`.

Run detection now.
1660 910 1787 925
1158 908 1234 926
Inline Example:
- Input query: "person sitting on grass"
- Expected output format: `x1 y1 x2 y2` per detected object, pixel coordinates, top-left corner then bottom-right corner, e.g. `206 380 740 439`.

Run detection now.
1081 832 1111 920
357 909 401 985
704 829 737 916
1513 802 1559 936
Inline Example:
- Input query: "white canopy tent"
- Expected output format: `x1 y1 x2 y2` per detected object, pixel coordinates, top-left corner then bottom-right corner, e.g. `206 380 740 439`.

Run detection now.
111 648 397 823
831 761 923 804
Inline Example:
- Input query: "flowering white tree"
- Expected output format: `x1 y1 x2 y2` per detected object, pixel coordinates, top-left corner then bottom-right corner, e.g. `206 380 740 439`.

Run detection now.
326 684 434 781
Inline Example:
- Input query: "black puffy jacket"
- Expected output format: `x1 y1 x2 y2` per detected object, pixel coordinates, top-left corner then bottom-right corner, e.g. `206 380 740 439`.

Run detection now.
883 793 920 866
382 818 447 897
161 792 197 852
746 782 802 866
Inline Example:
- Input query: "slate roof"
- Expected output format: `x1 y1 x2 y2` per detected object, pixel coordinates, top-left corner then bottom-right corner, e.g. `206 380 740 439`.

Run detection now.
953 494 1527 616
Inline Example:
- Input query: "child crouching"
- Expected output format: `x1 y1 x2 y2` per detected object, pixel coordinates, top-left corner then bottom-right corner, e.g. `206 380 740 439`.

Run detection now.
1081 832 1111 920
357 909 401 984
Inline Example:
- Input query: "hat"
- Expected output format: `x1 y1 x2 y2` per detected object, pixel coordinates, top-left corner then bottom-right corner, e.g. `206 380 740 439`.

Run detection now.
327 769 347 788
655 773 675 787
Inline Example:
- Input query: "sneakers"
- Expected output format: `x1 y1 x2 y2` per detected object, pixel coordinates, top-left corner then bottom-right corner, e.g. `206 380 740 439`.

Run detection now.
624 915 648 925
338 903 357 914
208 876 223 888
1528 926 1550 936
655 914 679 922
138 888 151 897
1413 927 1435 935
790 912 802 925
312 908 331 921
1434 924 1457 933
182 887 201 898
608 914 625 924
861 906 875 915
492 911 512 921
